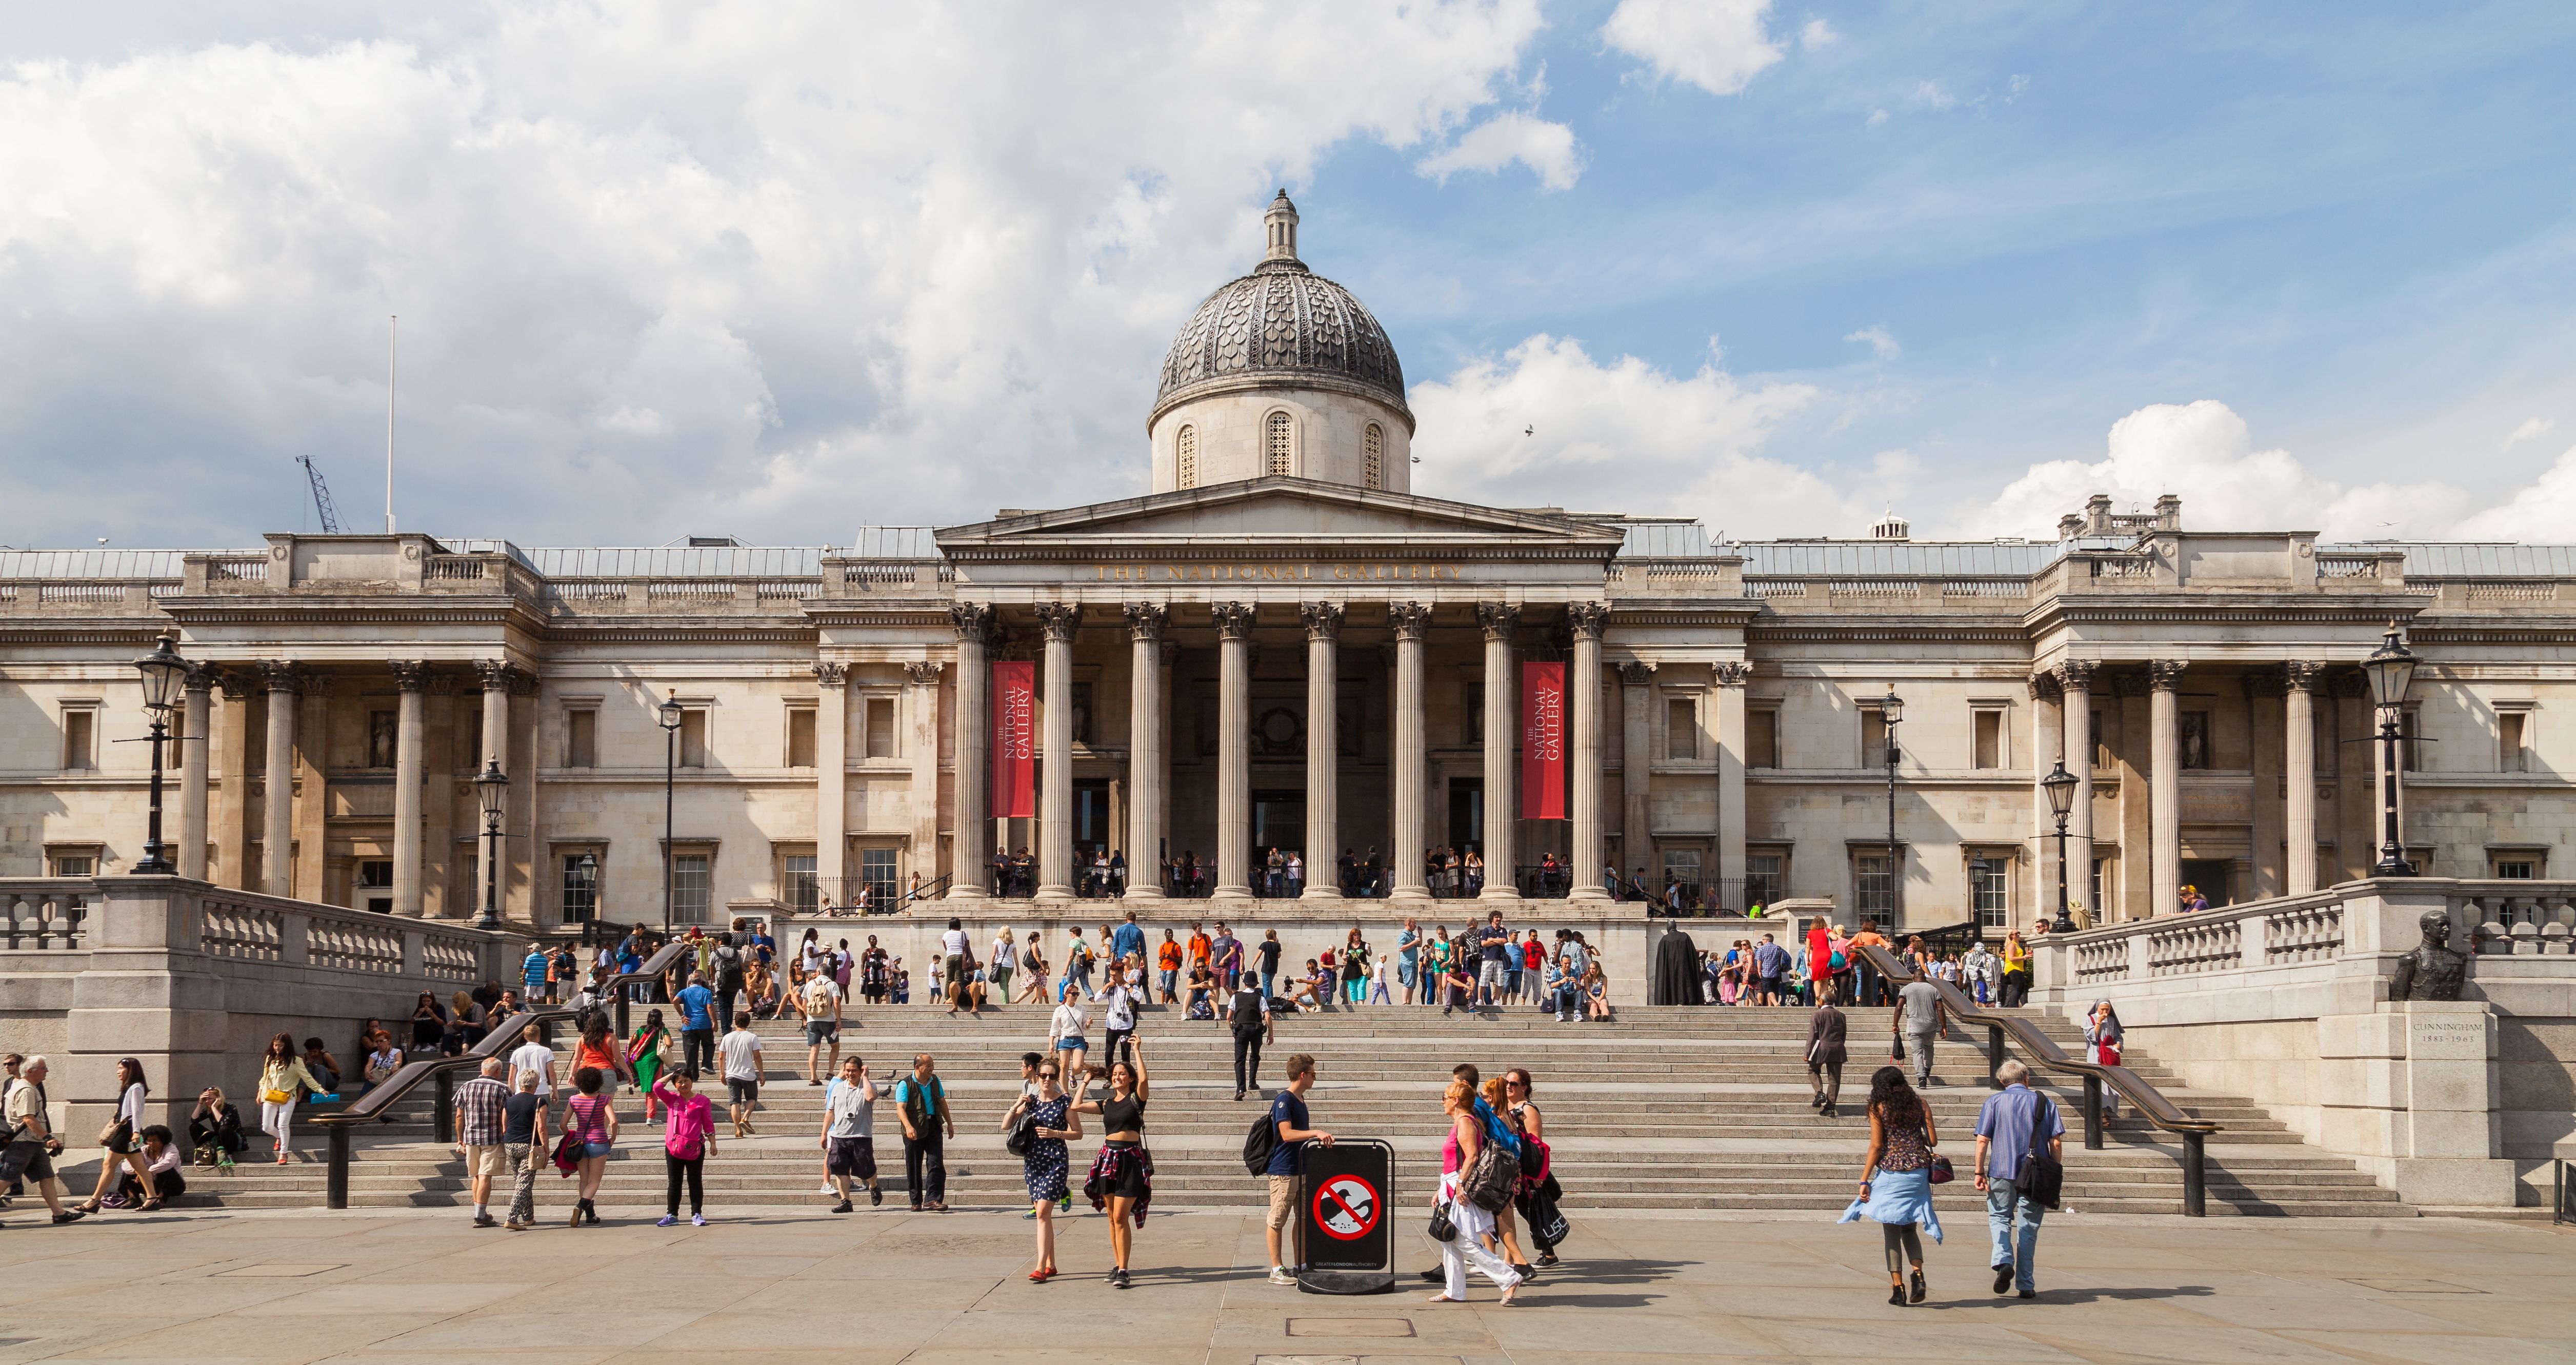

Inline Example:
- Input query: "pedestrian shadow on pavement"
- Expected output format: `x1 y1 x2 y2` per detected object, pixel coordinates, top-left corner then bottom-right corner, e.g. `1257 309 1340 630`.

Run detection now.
1924 1283 2216 1311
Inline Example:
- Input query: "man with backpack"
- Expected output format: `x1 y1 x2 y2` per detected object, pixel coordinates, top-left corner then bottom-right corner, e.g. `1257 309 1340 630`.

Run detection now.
1227 973 1273 1101
1257 1053 1333 1286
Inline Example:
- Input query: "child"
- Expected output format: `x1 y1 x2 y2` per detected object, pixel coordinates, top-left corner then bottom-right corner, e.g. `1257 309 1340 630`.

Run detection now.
1368 952 1392 1005
650 1069 718 1227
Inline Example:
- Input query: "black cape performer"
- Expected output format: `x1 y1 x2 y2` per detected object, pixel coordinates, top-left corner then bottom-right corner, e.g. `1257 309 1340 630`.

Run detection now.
1650 927 1700 1005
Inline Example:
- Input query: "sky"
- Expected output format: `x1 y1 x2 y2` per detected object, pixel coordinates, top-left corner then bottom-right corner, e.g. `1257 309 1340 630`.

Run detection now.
4 1 2574 551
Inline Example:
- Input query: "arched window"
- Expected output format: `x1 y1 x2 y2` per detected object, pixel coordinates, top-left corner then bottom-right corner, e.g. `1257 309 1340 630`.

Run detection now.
1266 411 1294 476
1363 423 1383 490
1175 425 1197 489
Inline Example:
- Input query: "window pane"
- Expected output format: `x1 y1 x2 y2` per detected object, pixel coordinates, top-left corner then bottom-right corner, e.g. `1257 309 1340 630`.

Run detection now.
2495 859 2535 879
866 697 896 759
782 853 817 914
1662 850 1701 905
1855 854 1892 917
1745 853 1783 908
1666 698 1696 760
1971 855 2008 929
1973 711 2001 769
671 854 711 924
568 709 597 768
787 708 816 768
860 848 899 906
1748 710 1779 769
562 853 599 922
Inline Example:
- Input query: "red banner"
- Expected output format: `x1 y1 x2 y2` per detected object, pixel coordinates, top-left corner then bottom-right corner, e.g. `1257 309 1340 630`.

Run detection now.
991 660 1036 819
1522 660 1566 820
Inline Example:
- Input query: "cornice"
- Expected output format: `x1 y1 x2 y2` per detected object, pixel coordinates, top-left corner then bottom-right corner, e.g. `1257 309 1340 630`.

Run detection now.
1749 626 2031 644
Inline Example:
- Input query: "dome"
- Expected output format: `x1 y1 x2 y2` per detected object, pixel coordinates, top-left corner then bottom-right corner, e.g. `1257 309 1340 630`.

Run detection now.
1148 191 1408 430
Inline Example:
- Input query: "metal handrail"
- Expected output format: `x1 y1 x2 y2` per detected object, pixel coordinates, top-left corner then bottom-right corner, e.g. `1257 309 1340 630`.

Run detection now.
312 938 695 1209
1849 941 2220 1216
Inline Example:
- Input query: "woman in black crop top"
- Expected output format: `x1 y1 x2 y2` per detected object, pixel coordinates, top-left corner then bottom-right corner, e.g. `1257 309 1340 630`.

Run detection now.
1068 1039 1152 1287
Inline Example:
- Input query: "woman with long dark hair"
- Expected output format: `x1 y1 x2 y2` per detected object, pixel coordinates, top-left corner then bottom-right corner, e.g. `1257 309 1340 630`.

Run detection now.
573 1012 636 1117
409 991 448 1052
631 1008 669 1125
1005 1056 1079 1282
1069 1039 1153 1288
1839 1065 1944 1305
563 1066 617 1225
78 1057 159 1212
255 1033 321 1165
2086 1000 2125 1118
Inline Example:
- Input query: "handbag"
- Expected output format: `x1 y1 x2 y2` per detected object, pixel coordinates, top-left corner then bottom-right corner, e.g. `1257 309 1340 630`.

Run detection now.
260 1088 293 1105
2024 1096 2065 1209
99 1117 133 1149
1889 1033 1906 1061
1427 1196 1457 1243
1927 1153 1954 1185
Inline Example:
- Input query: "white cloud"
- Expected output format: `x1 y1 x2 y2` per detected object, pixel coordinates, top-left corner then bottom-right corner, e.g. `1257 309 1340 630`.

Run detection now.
1407 333 1840 531
1414 111 1586 191
1845 325 1901 359
0 2 1554 545
1801 18 1839 50
2452 445 2576 541
1603 0 1784 97
1866 108 1889 126
2505 416 2555 446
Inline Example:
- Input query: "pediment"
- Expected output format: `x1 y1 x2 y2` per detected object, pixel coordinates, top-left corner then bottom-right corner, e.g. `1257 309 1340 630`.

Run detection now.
936 477 1623 557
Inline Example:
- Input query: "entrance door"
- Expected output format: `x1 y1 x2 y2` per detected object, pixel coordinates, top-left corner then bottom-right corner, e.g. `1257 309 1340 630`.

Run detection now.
2180 858 2231 909
1252 791 1304 858
1447 777 1483 854
1074 780 1112 858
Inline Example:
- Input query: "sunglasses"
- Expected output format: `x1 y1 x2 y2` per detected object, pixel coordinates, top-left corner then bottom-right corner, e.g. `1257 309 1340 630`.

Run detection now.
1037 1070 1059 1079
1504 1079 1527 1088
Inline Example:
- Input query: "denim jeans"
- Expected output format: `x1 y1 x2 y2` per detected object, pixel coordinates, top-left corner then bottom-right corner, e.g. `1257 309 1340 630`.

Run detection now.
1985 1177 2045 1291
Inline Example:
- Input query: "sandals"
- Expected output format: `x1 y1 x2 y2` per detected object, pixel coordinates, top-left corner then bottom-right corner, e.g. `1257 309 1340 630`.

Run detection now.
139 1199 165 1213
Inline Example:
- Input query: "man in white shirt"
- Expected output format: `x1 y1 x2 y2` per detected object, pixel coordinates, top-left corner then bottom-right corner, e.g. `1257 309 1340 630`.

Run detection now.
795 969 844 1085
818 1056 881 1212
506 1022 556 1116
717 1017 766 1138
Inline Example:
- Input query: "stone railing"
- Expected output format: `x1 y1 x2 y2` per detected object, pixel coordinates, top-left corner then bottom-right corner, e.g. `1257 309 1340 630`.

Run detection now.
2 877 93 949
182 882 494 981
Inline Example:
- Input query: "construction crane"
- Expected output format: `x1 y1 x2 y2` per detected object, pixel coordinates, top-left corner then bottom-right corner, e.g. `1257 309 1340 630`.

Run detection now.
297 455 345 534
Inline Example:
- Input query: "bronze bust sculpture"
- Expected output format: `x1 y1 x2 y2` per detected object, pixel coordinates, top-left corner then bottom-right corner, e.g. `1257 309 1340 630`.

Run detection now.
2388 908 2468 1002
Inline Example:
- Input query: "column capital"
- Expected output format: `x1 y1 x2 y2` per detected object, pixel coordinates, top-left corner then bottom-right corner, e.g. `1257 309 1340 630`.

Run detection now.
2052 660 2097 692
2283 660 2324 693
949 601 995 644
1301 600 1345 641
1212 600 1256 641
2029 672 2063 703
183 663 217 695
813 661 849 689
1617 659 1656 687
2149 659 2188 692
1714 661 1750 687
259 661 300 695
390 660 429 693
1034 602 1083 642
474 658 511 692
1387 600 1432 641
903 660 944 686
1475 601 1520 641
1124 601 1169 643
1566 601 1608 640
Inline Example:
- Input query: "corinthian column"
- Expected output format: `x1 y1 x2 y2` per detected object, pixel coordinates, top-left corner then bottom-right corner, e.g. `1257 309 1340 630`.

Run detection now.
2285 661 2320 896
1714 660 1749 910
1389 603 1432 903
1302 601 1344 902
1477 603 1521 901
1213 601 1256 900
1124 604 1168 901
1034 603 1082 903
2029 672 2063 912
260 662 297 897
391 661 427 916
1619 661 1654 895
1567 604 1611 901
814 662 849 901
2150 659 2185 917
2058 660 2096 917
177 668 212 880
948 605 993 900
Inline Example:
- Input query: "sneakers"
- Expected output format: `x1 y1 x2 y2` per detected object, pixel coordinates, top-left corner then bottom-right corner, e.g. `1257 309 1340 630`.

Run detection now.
472 1213 498 1229
1111 1267 1132 1289
657 1215 677 1227
1267 1267 1298 1286
692 1213 707 1227
870 1187 883 1207
832 1200 854 1214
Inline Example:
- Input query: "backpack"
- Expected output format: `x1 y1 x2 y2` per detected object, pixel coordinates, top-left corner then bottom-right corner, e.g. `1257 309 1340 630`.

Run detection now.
1242 1108 1281 1176
1461 1134 1520 1212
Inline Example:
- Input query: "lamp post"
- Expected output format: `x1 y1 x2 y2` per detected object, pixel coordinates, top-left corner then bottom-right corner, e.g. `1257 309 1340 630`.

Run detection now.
2043 760 2079 933
132 633 189 874
474 753 506 930
2362 624 2420 877
660 691 685 933
1881 684 1904 929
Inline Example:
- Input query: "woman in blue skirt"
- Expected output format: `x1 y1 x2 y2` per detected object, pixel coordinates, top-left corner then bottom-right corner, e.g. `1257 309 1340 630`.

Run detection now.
1839 1066 1943 1305
1006 1059 1080 1283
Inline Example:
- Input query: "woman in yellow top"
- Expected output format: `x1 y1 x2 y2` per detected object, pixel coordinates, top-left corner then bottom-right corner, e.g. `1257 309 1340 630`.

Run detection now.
2000 932 2032 1008
255 1032 323 1165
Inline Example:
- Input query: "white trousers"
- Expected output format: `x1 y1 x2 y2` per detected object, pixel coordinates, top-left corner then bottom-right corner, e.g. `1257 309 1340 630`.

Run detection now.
1435 1174 1521 1297
261 1098 295 1150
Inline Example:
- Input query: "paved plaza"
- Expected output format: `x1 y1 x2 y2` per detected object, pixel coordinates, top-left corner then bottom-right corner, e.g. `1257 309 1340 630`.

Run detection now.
0 1206 2565 1364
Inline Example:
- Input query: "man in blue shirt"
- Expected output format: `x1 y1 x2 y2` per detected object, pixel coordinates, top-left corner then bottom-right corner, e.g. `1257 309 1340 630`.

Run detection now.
1265 1053 1333 1285
675 972 718 1079
1396 918 1420 1003
1973 1060 2066 1298
521 946 549 1003
1111 911 1146 970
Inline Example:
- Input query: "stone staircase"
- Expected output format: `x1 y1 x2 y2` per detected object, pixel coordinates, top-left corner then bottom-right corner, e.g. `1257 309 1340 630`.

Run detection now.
174 999 2411 1217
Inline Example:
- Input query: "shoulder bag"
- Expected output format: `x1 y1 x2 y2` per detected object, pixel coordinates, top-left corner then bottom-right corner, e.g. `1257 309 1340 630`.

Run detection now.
2023 1095 2065 1209
1427 1196 1457 1242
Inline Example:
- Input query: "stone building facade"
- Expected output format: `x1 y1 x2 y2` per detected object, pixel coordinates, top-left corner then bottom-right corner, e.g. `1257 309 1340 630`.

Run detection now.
8 198 2575 935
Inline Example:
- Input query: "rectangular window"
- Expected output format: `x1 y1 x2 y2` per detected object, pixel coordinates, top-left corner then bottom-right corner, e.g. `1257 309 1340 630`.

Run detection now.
1861 712 1892 768
865 696 896 759
2499 712 2527 773
2180 711 2211 770
782 852 818 914
1854 854 1893 917
2493 858 2538 879
786 707 816 769
1666 697 1698 760
1972 710 2003 770
1747 709 1780 769
1970 854 2009 930
670 853 711 924
1661 849 1702 906
561 852 600 922
566 708 597 769
61 708 96 771
1744 852 1784 909
860 847 900 906
368 710 397 769
47 852 96 877
2090 857 2108 922
679 709 709 768
357 859 393 889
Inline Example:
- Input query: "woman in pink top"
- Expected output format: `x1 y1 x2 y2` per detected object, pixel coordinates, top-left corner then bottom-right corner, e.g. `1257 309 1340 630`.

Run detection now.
1428 1078 1521 1306
650 1070 719 1226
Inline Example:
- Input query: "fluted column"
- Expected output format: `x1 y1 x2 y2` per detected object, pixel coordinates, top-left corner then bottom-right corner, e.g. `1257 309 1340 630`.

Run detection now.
948 605 993 899
1567 604 1611 900
391 662 427 916
1302 602 1344 901
905 661 943 890
1715 660 1749 910
814 663 849 899
1388 603 1431 902
1618 661 1654 894
259 662 297 896
2029 672 2063 914
1477 603 1521 901
1214 602 1255 900
2285 661 2320 896
1124 605 1168 901
2058 661 2096 917
1034 603 1082 902
2150 660 2185 917
177 669 212 880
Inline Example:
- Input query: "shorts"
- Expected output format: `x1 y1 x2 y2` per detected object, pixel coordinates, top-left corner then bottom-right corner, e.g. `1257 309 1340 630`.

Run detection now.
1098 1145 1150 1199
15 1146 55 1182
464 1143 507 1178
1055 1036 1088 1052
583 1140 613 1159
727 1079 760 1105
826 1136 877 1178
1267 1173 1299 1230
806 1020 838 1045
1759 975 1782 995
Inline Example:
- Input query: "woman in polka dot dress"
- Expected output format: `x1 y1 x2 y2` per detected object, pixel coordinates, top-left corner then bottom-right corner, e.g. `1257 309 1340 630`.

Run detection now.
1007 1060 1081 1282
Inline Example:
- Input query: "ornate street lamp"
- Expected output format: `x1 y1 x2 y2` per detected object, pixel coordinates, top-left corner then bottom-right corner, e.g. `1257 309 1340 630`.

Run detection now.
132 633 189 874
1881 684 1904 929
660 690 685 933
2362 624 2420 877
2043 760 2079 933
474 753 507 930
